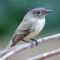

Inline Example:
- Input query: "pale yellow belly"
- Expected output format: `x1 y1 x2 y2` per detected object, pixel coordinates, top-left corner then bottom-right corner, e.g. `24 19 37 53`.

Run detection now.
23 31 40 40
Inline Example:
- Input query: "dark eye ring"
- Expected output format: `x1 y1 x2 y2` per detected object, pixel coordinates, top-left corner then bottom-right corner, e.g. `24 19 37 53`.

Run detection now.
37 11 40 14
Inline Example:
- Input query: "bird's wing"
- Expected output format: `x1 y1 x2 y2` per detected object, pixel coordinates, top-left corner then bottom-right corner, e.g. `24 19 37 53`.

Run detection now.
11 20 35 46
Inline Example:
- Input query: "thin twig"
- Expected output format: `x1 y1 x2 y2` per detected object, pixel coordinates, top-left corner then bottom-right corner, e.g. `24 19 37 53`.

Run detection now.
27 48 60 60
0 33 60 60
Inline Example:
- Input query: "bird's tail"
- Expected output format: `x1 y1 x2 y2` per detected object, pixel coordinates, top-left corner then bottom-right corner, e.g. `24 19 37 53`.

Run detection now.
0 39 21 57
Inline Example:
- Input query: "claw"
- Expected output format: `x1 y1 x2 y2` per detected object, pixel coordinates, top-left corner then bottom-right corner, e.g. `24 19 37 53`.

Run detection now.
31 38 38 46
22 40 33 48
22 39 38 47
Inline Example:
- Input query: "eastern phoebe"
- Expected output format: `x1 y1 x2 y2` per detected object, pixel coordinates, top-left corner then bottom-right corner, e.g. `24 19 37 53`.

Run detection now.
8 8 52 47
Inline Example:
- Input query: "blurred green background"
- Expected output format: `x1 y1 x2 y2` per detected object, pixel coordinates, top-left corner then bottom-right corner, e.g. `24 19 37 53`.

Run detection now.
0 0 60 60
0 0 60 46
0 0 60 40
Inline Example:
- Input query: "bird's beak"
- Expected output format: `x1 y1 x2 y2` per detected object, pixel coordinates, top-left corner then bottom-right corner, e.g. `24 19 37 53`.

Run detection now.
46 10 52 13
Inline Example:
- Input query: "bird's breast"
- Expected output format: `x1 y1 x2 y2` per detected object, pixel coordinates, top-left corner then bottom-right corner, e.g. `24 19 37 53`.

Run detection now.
34 18 45 32
23 18 45 40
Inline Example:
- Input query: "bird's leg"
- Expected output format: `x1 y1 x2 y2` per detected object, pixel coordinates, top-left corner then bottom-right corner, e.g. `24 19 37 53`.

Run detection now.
30 38 38 46
22 40 33 48
22 40 29 43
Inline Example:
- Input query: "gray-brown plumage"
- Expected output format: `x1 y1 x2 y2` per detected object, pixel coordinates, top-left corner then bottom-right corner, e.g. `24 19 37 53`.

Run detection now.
9 8 52 47
11 18 35 46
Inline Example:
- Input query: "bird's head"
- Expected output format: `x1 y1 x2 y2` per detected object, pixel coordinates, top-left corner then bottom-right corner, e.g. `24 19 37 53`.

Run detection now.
27 8 52 18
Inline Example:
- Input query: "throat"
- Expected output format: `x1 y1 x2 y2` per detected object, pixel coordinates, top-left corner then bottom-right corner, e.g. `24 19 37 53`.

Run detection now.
35 18 45 32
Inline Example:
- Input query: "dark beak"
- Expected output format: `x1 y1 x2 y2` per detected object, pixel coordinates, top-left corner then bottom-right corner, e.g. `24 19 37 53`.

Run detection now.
46 10 52 13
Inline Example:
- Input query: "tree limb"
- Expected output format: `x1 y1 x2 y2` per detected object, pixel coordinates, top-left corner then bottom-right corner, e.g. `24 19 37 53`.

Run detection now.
0 33 60 60
27 48 60 60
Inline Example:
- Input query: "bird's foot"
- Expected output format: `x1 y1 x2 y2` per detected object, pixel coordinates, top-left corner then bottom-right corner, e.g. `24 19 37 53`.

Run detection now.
22 38 38 47
30 38 38 46
22 40 33 48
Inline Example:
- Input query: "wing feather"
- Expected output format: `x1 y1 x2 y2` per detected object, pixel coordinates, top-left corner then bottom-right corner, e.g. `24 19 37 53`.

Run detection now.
11 20 35 46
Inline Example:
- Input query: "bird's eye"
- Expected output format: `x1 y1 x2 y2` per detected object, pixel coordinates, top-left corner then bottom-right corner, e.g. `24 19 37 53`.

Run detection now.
37 11 40 14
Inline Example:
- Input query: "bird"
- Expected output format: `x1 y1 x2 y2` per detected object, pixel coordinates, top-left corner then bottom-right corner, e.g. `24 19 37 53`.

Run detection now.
8 8 52 47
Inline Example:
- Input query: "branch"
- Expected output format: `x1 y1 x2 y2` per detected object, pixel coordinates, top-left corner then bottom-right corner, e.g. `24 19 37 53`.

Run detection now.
0 33 60 60
27 48 60 60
